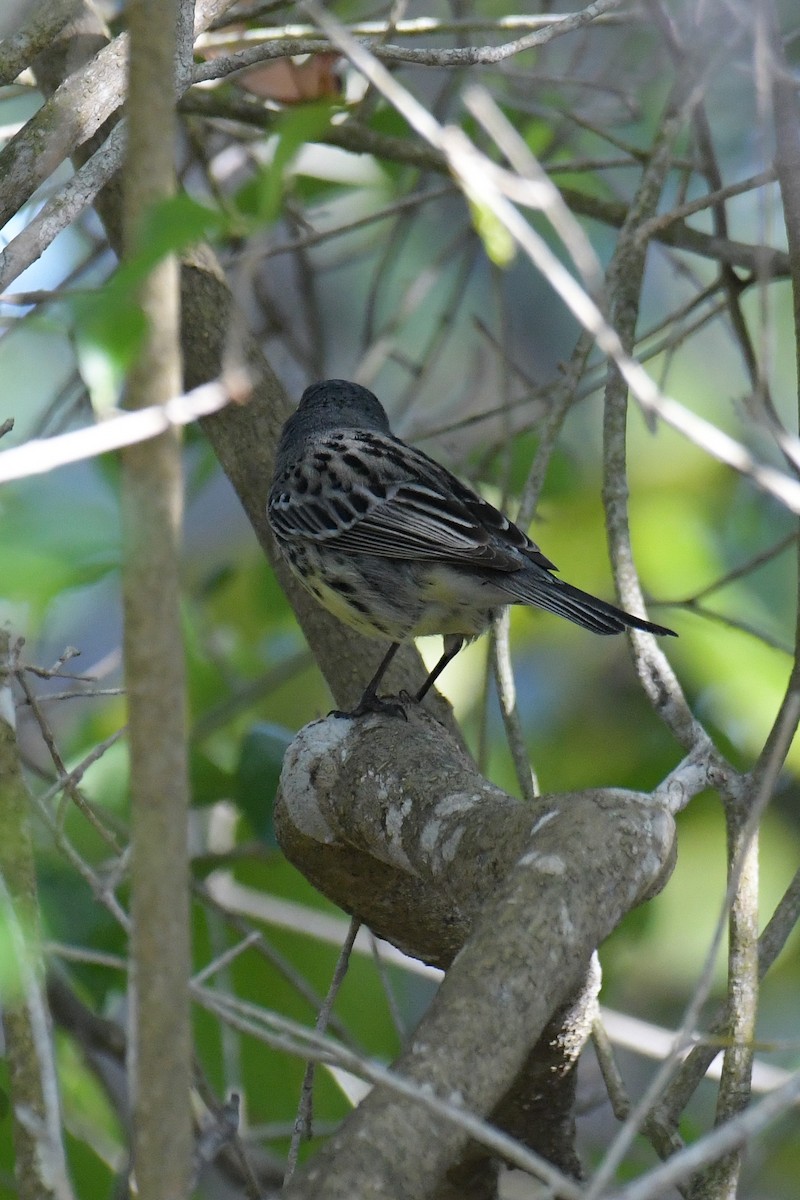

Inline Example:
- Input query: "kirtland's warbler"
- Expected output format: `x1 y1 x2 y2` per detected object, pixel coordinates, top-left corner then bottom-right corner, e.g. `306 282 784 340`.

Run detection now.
268 379 676 714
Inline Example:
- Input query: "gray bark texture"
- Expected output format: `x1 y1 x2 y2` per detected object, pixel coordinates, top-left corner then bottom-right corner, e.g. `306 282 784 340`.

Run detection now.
276 706 676 1197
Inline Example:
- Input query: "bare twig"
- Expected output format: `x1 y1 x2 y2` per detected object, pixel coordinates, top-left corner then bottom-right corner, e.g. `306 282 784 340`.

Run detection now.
587 683 798 1196
592 1017 632 1122
490 610 538 802
199 11 628 49
284 918 361 1183
608 1069 800 1200
0 122 126 293
0 378 238 485
599 45 709 757
690 808 758 1199
0 632 74 1200
194 0 628 79
13 662 124 854
194 985 584 1199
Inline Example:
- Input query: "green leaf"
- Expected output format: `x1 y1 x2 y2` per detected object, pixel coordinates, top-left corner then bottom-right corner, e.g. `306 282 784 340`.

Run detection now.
0 485 119 620
239 101 335 223
72 294 147 414
235 722 294 845
133 194 227 266
67 193 226 409
522 117 554 158
190 749 235 808
467 197 516 267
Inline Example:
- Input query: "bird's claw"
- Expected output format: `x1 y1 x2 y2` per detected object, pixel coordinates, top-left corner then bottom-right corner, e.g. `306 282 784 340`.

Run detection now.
329 692 409 720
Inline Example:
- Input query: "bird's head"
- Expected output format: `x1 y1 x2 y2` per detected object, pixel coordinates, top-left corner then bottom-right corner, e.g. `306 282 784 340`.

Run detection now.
288 379 392 438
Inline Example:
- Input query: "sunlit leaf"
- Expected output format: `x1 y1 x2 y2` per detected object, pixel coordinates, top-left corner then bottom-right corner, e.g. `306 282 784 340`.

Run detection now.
466 197 515 266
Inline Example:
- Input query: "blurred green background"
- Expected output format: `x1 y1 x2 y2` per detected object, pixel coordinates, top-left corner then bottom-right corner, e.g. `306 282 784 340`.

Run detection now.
1 3 799 1195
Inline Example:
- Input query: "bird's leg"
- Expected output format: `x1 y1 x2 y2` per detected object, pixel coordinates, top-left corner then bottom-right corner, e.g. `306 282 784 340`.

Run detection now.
331 642 407 718
358 641 401 708
414 636 464 703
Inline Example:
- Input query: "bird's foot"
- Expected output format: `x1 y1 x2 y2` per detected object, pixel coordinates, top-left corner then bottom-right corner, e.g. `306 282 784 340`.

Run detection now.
329 691 409 720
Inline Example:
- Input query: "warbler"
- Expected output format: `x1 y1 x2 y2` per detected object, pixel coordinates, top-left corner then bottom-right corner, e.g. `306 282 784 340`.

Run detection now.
268 379 676 714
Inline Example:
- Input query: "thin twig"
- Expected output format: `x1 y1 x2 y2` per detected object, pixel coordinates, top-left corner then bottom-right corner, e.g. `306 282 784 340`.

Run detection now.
490 610 538 802
0 377 240 485
195 1 628 79
284 918 361 1184
195 984 584 1199
368 932 407 1044
608 1069 800 1200
0 633 74 1200
591 1017 632 1122
13 660 125 855
649 866 800 1138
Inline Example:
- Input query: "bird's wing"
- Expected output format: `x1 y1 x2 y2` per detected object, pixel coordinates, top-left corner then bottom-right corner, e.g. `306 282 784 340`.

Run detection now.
268 430 556 572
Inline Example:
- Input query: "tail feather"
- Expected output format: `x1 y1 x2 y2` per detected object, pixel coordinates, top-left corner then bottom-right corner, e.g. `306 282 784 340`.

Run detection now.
504 572 676 637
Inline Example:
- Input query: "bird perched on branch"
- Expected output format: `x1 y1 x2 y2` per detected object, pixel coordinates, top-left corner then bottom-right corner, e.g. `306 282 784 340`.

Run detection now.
268 379 676 715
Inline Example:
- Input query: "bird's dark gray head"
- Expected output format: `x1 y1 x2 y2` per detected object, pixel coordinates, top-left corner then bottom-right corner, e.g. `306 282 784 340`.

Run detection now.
288 379 392 439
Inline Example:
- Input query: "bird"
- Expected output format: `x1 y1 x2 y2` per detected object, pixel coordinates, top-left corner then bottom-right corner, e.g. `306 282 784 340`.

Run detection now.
268 379 676 716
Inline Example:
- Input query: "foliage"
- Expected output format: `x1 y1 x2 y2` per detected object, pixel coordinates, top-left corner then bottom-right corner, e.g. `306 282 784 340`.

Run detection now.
1 1 799 1198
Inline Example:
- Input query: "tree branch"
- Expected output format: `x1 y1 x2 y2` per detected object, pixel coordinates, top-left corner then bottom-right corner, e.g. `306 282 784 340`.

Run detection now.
0 0 83 85
194 0 627 75
275 706 677 1198
120 0 192 1194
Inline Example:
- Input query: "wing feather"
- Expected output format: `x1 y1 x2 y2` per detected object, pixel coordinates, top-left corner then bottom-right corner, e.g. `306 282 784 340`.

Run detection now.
268 429 556 574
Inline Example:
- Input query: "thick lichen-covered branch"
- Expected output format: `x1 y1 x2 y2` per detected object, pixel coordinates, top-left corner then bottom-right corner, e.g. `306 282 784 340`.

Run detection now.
276 706 677 1198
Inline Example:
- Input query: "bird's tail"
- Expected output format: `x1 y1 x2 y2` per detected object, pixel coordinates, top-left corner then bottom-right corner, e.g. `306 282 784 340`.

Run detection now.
506 573 676 637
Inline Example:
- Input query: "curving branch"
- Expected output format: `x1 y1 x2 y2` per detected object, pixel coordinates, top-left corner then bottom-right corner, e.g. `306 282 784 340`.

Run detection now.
275 706 678 1198
193 0 627 76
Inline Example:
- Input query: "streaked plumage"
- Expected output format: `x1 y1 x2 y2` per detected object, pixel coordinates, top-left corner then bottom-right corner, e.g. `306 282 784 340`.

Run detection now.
268 379 676 713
